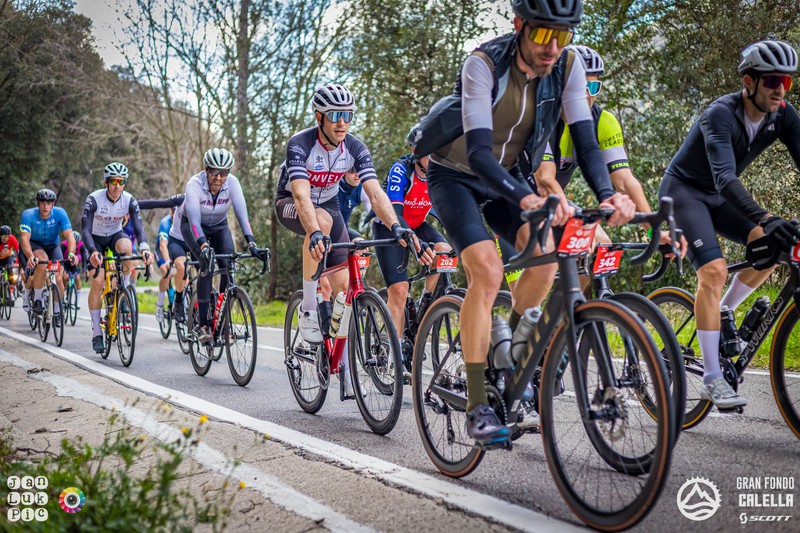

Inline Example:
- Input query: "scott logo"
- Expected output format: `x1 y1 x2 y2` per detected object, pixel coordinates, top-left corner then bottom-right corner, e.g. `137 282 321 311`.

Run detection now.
740 513 791 524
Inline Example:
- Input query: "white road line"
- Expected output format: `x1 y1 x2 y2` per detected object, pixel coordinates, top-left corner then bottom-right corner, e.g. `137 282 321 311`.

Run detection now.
0 325 584 533
0 349 374 533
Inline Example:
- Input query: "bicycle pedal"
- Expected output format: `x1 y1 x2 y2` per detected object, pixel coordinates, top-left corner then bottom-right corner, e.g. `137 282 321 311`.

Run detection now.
477 438 513 451
717 405 745 414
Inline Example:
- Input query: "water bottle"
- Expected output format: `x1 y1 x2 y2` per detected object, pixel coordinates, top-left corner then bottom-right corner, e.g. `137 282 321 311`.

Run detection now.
511 307 542 365
739 296 770 342
213 292 224 324
720 305 743 357
490 317 513 370
329 292 347 336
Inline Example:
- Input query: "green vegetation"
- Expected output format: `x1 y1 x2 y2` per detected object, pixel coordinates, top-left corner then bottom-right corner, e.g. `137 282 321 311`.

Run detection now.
137 290 288 328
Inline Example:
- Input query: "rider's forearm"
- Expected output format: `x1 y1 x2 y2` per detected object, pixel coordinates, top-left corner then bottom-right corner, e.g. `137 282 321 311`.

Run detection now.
294 193 322 235
159 240 170 261
466 128 530 205
19 235 33 261
610 168 651 213
365 185 400 229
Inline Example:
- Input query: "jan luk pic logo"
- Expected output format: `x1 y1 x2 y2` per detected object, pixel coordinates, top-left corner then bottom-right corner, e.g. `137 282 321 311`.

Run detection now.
677 477 722 521
59 487 86 514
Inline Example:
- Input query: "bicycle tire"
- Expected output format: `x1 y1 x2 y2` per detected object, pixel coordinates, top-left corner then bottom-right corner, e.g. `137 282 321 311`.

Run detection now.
159 304 172 339
38 292 49 342
187 292 212 376
284 291 328 413
100 302 111 360
27 291 36 330
68 282 78 326
127 286 139 337
51 284 64 347
117 288 136 367
349 289 403 435
648 287 712 430
0 282 9 320
226 287 258 387
539 299 672 531
769 301 800 440
609 292 685 443
411 294 485 477
176 287 191 354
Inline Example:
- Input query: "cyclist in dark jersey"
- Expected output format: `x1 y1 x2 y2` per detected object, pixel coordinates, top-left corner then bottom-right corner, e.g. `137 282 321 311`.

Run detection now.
414 0 635 447
338 168 372 239
659 40 800 409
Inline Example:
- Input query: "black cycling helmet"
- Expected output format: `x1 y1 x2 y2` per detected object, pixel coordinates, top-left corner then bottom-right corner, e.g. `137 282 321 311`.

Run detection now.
511 0 583 27
0 225 11 236
36 189 57 202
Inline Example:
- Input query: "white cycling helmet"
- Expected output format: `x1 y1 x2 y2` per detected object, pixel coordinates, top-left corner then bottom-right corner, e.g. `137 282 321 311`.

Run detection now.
569 44 604 75
103 162 129 180
738 40 798 75
203 148 235 170
312 84 355 113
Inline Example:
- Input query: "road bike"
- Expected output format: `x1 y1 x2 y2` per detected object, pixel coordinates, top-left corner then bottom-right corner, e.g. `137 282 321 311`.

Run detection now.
0 265 19 320
186 248 269 386
412 196 678 531
284 235 407 435
63 268 81 326
25 260 68 347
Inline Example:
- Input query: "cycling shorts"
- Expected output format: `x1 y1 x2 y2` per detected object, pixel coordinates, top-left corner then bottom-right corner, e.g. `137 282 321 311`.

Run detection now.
372 221 447 286
660 173 755 269
167 236 191 262
86 231 129 271
20 241 63 269
275 195 349 267
427 161 524 254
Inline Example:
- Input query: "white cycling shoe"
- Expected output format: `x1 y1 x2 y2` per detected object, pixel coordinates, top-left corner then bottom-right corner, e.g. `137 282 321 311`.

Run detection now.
298 307 323 344
700 376 748 409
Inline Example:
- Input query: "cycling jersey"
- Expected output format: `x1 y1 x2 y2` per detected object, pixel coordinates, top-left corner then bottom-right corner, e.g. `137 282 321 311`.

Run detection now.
20 207 72 246
81 190 147 254
0 235 19 263
664 92 800 222
384 157 433 230
543 104 630 189
277 126 378 205
183 171 253 245
157 214 172 247
338 180 371 226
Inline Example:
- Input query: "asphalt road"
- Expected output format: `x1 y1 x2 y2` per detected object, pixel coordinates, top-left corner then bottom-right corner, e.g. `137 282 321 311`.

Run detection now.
2 289 799 532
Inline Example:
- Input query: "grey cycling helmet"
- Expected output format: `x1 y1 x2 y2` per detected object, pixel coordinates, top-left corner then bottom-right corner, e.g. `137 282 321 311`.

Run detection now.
569 44 604 75
312 84 355 113
738 40 798 75
103 162 129 180
407 123 421 147
511 0 583 27
0 225 11 236
203 148 235 170
35 189 57 202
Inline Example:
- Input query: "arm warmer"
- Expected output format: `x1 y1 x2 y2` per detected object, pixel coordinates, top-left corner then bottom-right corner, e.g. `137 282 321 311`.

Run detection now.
720 179 768 223
571 119 615 201
128 198 148 246
466 128 531 204
81 197 98 254
139 194 185 210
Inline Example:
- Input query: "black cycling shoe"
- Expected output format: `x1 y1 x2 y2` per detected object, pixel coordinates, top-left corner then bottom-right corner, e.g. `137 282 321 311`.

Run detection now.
92 335 105 354
173 301 185 323
33 300 43 315
465 404 512 448
54 313 62 328
197 325 213 346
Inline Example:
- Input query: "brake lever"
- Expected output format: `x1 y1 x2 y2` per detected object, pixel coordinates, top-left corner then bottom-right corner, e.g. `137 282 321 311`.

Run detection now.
311 236 332 282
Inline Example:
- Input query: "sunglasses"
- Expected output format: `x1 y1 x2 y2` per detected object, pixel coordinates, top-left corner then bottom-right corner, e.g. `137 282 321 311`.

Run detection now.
324 110 354 123
106 178 126 186
586 80 603 96
206 167 230 178
528 25 573 47
761 74 793 91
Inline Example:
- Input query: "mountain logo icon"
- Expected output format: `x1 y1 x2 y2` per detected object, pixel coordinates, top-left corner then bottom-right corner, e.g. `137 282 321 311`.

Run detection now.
677 477 721 521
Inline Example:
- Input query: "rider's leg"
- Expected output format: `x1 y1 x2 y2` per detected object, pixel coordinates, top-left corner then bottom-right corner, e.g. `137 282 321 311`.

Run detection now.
115 238 133 287
696 258 728 383
88 263 105 337
302 207 334 311
31 249 48 305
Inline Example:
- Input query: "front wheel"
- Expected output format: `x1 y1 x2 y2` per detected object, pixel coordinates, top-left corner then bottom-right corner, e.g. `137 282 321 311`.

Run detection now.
51 284 64 347
117 288 136 367
187 292 212 376
225 288 258 387
38 293 50 342
0 282 10 320
349 290 403 435
67 283 78 326
159 303 172 339
284 291 328 413
770 302 800 440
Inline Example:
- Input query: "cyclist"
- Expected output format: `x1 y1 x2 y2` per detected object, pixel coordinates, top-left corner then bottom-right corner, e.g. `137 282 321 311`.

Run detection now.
180 148 267 346
413 0 635 446
338 168 372 239
153 208 176 322
82 162 153 354
139 194 191 323
659 39 800 409
374 124 450 357
1 225 19 270
19 189 78 323
60 230 89 302
275 83 426 345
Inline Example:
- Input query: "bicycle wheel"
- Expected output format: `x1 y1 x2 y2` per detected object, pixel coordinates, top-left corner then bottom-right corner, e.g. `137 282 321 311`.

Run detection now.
225 287 257 387
412 294 485 477
116 288 136 367
126 286 139 337
176 289 191 354
770 302 800 440
648 287 712 430
38 292 50 342
51 284 64 347
284 291 328 413
187 292 212 376
609 292 685 443
349 290 403 435
0 282 9 320
159 304 172 339
100 304 111 359
68 283 78 326
539 299 672 531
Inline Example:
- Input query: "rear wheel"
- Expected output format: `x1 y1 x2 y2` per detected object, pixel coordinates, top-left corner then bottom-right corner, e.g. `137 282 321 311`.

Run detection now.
51 284 64 347
38 292 50 342
284 291 328 413
226 288 258 387
770 303 800 440
67 282 78 326
116 288 136 367
159 303 172 339
0 282 10 320
126 286 139 337
187 292 212 376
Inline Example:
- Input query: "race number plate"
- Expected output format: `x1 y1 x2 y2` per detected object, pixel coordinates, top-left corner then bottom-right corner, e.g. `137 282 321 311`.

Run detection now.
593 248 623 276
557 218 598 256
357 255 371 269
436 254 458 273
47 262 61 272
792 243 800 263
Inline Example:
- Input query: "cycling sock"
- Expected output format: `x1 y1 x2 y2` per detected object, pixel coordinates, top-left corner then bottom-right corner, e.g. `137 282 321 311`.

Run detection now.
720 274 758 312
123 274 131 288
157 291 166 307
698 329 723 383
55 301 61 314
302 279 317 312
508 310 521 332
465 362 488 411
34 288 43 301
90 309 101 336
175 290 184 303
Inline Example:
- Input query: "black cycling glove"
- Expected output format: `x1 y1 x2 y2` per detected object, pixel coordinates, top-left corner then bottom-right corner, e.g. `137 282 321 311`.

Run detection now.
761 216 800 251
391 223 413 242
309 231 325 253
199 246 214 275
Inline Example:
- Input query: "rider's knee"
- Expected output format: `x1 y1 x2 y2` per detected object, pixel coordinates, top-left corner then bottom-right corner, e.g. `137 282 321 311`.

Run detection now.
697 261 728 290
387 282 408 302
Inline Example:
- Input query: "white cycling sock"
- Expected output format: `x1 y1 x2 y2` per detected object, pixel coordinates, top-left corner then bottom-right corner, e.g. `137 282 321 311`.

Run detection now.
122 274 131 288
302 279 317 313
34 288 43 302
157 291 166 307
90 309 102 336
720 273 757 312
699 329 723 384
